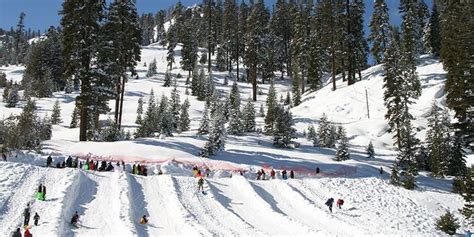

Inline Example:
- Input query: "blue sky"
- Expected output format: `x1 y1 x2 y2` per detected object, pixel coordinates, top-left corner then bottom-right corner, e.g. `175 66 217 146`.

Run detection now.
0 0 431 32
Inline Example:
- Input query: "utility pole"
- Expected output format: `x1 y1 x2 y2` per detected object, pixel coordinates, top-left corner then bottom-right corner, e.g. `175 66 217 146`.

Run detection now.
365 87 370 119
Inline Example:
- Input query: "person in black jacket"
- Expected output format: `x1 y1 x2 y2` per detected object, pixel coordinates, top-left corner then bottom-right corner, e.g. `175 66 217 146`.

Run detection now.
33 212 40 226
46 156 53 167
12 228 21 237
23 203 31 226
325 198 334 213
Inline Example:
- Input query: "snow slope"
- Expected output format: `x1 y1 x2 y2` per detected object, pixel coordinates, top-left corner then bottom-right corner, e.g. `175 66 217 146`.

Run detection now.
0 44 472 235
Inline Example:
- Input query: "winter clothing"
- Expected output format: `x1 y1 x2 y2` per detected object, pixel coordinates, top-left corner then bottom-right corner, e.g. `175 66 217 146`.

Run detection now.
282 170 288 180
1 153 6 162
46 156 52 167
71 212 79 226
24 228 32 237
290 170 294 179
198 177 204 191
270 169 275 179
336 199 344 209
379 167 383 175
23 204 30 226
325 198 334 213
12 228 21 237
140 215 148 224
106 162 114 172
316 167 320 174
66 156 73 168
33 213 40 226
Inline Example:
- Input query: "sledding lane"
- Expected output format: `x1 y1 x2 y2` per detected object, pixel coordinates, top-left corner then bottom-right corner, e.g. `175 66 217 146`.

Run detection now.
133 174 210 236
72 170 134 236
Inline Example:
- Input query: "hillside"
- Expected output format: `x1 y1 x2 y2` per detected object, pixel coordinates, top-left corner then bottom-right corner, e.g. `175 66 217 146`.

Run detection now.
0 44 471 236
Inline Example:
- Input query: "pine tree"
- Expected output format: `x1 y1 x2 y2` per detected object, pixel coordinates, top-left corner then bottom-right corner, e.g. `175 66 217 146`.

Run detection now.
307 125 318 146
259 103 265 117
447 136 467 176
307 34 323 91
228 106 244 136
2 81 11 102
170 79 181 131
402 170 416 190
426 103 451 176
284 91 292 106
318 113 335 148
180 24 198 79
51 100 62 125
191 67 199 96
70 106 79 128
264 81 277 134
5 85 19 108
136 90 156 137
368 0 390 64
201 106 226 157
242 99 256 133
292 64 302 106
335 126 350 161
426 2 440 56
166 24 177 71
435 211 460 235
459 168 473 225
179 98 191 132
441 0 473 150
390 164 401 186
272 105 296 148
60 0 105 141
146 58 157 77
229 80 241 110
65 78 74 93
367 141 375 158
197 103 210 135
136 97 144 125
157 94 173 137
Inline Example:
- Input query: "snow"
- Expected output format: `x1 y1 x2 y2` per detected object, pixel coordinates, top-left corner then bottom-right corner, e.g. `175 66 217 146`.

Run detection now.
0 43 472 235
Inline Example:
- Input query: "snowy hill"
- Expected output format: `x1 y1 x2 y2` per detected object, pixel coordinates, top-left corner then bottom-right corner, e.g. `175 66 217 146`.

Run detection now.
0 44 471 236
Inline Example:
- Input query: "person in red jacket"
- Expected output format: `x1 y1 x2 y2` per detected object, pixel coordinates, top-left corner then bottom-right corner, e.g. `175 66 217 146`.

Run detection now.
24 228 32 237
270 169 275 179
336 199 344 209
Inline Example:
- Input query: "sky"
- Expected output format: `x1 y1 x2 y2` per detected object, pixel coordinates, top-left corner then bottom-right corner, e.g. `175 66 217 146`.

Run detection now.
0 0 433 32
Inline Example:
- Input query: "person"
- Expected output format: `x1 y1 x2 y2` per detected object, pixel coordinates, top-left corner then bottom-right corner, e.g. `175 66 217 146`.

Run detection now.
132 164 136 174
83 161 89 170
74 157 78 168
24 228 32 237
66 156 73 168
61 161 66 168
46 155 53 167
121 161 125 171
1 153 6 162
261 169 266 180
336 199 344 209
12 228 21 237
198 177 204 192
316 167 320 174
89 161 95 171
325 198 334 213
158 169 163 175
270 169 275 179
256 170 262 180
379 167 383 176
290 170 295 179
106 162 114 172
140 215 148 224
23 203 31 226
56 162 61 168
37 184 43 201
33 212 40 226
282 170 288 180
205 167 211 177
42 185 47 201
71 211 79 227
466 230 472 237
100 161 107 171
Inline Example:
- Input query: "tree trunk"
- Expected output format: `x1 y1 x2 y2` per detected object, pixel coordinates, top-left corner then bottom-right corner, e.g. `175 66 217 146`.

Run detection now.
301 69 305 94
79 106 88 141
251 66 257 101
114 79 121 123
118 75 126 129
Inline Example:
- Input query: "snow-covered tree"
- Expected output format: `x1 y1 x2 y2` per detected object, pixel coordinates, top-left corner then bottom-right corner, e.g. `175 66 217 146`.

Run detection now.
272 105 296 148
201 106 227 157
447 136 467 177
146 58 157 77
136 97 144 124
51 100 62 125
390 165 401 186
368 0 390 64
5 85 19 108
163 70 172 87
367 141 375 158
69 106 79 128
228 107 244 136
179 98 190 132
264 81 277 134
242 99 256 133
197 103 210 135
335 126 350 161
170 79 181 131
318 114 335 148
426 103 450 176
435 211 460 235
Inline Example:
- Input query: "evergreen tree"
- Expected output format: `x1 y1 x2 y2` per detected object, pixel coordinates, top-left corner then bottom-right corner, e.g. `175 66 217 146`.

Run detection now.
242 99 256 133
70 106 79 128
196 68 207 101
259 103 265 117
179 98 191 132
197 103 210 135
65 78 74 93
264 81 277 134
166 24 177 71
228 106 244 136
60 0 105 141
2 81 11 102
459 169 473 225
435 211 460 235
318 113 335 148
307 34 323 91
369 0 390 64
447 136 467 176
402 170 416 190
5 85 19 108
229 80 241 110
191 67 199 96
272 105 296 148
425 2 441 56
157 94 173 137
291 64 302 106
441 0 473 150
51 100 62 125
201 106 227 157
136 97 144 124
307 125 318 146
180 24 198 79
390 164 401 186
136 90 156 137
335 126 350 161
170 79 181 131
426 103 450 176
146 58 157 77
163 70 172 87
367 141 375 158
